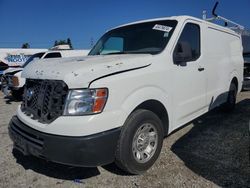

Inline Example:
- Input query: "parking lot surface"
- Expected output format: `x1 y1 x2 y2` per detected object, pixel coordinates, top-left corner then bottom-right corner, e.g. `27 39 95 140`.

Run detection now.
0 91 249 188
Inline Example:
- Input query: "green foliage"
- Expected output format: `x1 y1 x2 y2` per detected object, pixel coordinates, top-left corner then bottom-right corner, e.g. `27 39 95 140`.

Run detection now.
53 38 73 49
21 43 30 48
67 38 73 49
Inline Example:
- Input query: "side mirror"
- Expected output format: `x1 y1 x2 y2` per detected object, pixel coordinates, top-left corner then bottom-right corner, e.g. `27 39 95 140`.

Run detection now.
173 41 192 65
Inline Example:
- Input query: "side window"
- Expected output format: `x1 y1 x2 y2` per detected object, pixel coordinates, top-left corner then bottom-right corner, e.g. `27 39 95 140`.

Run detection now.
173 23 200 64
44 52 62 58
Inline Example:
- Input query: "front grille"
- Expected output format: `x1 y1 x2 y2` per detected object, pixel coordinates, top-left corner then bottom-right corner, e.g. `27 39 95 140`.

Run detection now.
1 75 7 86
5 75 13 86
21 79 68 124
2 71 22 86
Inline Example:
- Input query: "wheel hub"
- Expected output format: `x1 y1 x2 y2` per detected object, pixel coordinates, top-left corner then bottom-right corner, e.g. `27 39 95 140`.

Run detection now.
132 123 158 163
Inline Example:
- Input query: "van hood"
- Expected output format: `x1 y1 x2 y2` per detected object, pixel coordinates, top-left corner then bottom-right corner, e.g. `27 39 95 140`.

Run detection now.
22 54 152 88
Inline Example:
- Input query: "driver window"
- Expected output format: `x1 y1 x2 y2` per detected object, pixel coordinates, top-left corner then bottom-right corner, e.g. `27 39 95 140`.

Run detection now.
174 23 200 63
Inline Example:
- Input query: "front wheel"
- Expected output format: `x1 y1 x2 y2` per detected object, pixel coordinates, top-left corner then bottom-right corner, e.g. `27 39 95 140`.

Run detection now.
115 109 164 174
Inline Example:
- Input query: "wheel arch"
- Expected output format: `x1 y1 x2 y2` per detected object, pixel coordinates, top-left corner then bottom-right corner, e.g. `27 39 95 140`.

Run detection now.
120 87 171 136
133 100 169 136
231 77 238 91
229 70 241 93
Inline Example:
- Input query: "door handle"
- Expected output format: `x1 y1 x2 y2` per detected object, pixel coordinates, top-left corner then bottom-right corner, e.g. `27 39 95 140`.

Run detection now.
198 67 205 72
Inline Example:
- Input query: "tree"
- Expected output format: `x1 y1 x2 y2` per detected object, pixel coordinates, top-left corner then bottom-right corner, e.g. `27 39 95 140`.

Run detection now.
53 38 73 49
57 40 67 45
54 40 66 46
21 43 30 48
54 40 58 47
67 38 73 49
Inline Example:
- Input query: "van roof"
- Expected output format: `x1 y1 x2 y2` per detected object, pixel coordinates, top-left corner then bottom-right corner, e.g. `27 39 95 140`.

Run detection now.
112 15 239 37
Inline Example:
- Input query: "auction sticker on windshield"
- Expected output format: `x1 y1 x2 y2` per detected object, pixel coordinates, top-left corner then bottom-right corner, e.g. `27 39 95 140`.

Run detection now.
153 24 172 32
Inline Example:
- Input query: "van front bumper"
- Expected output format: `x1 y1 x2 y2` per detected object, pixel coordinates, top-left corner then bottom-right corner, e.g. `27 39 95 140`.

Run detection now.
9 116 121 167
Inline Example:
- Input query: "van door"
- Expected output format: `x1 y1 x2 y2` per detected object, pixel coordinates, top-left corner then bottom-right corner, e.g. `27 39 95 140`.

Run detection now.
172 22 206 127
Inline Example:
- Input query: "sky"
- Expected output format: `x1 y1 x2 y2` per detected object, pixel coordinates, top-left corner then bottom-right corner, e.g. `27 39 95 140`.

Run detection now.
0 0 249 49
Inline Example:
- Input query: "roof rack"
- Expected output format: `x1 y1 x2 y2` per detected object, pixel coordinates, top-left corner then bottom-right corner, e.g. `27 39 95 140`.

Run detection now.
203 2 244 31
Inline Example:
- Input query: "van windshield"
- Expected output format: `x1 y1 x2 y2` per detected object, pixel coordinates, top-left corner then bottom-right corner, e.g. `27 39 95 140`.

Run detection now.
89 20 178 55
22 52 45 68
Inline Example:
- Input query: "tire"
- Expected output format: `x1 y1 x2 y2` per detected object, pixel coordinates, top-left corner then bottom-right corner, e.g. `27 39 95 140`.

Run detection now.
12 89 23 101
115 109 164 174
222 82 237 112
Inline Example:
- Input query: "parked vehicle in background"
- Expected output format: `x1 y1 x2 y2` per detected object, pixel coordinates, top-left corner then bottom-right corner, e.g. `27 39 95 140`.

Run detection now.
243 52 250 89
241 29 250 89
0 48 46 87
0 48 47 70
0 70 3 87
8 15 243 174
1 49 89 99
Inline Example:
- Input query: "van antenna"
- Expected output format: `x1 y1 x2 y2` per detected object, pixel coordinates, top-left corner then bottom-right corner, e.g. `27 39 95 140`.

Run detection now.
203 1 244 31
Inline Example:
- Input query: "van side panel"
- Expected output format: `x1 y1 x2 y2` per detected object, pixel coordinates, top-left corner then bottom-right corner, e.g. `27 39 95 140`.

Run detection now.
203 25 243 109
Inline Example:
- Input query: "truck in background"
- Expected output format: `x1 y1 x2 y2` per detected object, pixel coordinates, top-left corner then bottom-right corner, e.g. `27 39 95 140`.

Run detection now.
1 49 89 99
0 48 46 86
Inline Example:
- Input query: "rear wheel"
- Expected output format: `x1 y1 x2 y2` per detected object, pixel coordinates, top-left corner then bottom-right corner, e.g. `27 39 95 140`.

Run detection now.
222 82 237 112
115 109 164 174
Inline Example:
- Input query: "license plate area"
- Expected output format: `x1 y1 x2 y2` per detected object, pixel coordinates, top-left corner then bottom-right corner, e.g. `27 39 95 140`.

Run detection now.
11 131 29 155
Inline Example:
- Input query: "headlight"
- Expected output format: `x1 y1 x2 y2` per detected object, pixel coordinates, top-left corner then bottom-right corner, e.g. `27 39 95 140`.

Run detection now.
12 76 19 87
63 88 108 115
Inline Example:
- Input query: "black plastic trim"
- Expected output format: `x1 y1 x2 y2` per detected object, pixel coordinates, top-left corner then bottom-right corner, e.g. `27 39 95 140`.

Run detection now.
9 116 121 167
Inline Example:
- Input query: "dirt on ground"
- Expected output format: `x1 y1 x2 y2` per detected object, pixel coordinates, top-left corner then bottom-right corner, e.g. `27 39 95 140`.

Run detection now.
0 91 250 188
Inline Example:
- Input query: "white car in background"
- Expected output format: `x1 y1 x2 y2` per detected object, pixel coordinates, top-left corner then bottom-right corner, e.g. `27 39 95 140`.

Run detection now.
1 49 89 99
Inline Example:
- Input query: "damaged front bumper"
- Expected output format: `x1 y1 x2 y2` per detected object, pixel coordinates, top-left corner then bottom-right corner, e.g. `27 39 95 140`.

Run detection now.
9 116 121 167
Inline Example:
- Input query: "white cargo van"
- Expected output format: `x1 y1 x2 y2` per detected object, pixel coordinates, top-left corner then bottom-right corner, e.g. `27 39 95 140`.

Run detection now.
9 16 243 174
1 49 89 99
